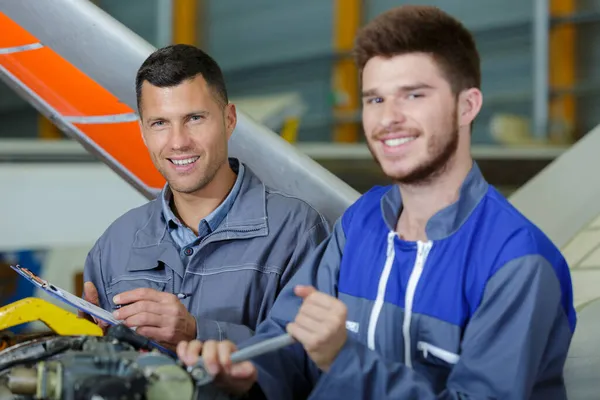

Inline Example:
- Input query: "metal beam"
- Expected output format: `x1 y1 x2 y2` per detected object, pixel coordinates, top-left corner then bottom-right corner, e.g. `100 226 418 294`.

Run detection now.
173 0 197 45
332 0 361 143
549 0 577 142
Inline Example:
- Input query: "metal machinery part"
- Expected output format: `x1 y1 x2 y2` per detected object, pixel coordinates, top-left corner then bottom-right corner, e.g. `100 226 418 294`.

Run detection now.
0 294 292 399
0 298 103 339
0 331 55 353
0 327 235 400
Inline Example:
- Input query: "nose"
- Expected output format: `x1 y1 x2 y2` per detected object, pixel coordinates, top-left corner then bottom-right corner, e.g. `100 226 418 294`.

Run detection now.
380 99 406 129
169 124 193 150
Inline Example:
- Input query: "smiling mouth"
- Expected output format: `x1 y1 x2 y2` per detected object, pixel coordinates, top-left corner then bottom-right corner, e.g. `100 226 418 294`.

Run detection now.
383 137 417 147
168 156 199 166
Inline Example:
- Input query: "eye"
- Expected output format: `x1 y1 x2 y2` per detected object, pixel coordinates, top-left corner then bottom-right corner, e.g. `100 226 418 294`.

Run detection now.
407 93 424 100
150 120 165 127
366 97 383 104
189 114 205 122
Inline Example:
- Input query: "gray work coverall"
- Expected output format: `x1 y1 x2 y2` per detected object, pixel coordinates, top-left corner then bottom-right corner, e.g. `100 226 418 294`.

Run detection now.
83 162 330 343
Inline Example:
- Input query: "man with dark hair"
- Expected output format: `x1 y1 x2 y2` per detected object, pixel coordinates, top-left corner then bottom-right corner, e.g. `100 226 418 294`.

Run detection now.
81 44 330 350
176 6 576 399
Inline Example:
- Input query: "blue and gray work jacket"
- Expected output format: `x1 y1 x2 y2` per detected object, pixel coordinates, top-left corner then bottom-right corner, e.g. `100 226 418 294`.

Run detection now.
244 162 576 399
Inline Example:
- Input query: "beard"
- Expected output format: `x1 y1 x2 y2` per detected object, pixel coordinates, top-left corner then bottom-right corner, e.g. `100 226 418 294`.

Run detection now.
367 112 459 186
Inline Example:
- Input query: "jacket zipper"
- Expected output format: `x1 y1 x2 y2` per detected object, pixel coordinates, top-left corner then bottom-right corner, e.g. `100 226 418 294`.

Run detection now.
402 240 432 368
367 231 396 351
417 341 460 364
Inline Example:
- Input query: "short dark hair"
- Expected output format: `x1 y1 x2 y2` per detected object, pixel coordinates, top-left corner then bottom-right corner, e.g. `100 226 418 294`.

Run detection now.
135 44 228 113
353 5 481 95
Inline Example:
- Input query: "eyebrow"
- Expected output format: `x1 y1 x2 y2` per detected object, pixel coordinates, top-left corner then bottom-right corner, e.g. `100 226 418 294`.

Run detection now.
361 83 434 98
146 110 209 123
184 110 209 119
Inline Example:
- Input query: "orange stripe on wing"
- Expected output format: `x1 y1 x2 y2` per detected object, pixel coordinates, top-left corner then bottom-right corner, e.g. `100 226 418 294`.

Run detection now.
0 11 165 192
0 47 132 116
0 12 39 48
75 121 165 188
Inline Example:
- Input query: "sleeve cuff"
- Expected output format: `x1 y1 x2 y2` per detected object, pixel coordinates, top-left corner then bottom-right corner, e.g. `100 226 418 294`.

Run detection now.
310 337 360 395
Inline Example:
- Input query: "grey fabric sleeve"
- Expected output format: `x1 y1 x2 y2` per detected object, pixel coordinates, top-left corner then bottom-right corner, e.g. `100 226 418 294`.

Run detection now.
82 240 111 311
241 218 346 400
310 254 572 399
279 217 331 300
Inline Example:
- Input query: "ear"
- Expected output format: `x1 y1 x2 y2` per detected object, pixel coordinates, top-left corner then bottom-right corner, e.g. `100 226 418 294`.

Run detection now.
224 103 237 139
457 88 483 128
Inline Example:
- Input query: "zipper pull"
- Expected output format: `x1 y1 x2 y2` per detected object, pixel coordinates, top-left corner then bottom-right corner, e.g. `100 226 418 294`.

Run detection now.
387 231 395 257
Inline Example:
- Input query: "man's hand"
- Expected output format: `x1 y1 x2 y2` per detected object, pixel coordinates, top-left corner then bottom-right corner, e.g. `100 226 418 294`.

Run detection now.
177 340 257 395
286 285 347 372
79 281 109 333
112 288 196 350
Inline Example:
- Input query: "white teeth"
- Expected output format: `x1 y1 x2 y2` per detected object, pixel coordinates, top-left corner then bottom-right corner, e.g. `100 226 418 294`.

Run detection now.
384 137 416 147
171 157 199 166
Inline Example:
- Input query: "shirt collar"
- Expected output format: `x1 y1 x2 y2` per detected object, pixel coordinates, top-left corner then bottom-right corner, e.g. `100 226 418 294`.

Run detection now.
161 158 246 233
380 161 489 240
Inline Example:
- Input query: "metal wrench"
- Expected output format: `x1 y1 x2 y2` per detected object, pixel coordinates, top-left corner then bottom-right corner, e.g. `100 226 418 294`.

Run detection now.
187 333 295 386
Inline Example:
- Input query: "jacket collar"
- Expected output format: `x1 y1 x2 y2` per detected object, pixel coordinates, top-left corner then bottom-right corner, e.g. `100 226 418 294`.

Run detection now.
380 162 489 241
160 158 246 234
127 161 268 276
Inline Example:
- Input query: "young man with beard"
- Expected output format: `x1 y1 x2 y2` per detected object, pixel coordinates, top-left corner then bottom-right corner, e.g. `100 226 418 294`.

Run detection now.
176 6 576 399
81 44 329 351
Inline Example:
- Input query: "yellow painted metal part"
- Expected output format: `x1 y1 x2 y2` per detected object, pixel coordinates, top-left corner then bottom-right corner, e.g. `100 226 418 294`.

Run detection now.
549 0 576 142
38 115 62 140
280 117 300 143
173 0 198 45
332 0 361 143
0 298 103 336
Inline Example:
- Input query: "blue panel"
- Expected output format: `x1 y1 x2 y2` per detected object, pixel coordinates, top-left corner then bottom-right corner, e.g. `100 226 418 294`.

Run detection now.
206 0 334 71
1 251 43 332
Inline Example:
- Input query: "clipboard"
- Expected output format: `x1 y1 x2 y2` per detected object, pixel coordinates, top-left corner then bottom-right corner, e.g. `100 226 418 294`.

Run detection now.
10 264 176 357
10 264 120 326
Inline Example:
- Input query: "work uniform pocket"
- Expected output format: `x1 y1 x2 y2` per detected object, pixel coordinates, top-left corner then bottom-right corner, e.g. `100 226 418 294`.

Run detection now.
106 275 170 309
416 341 460 366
